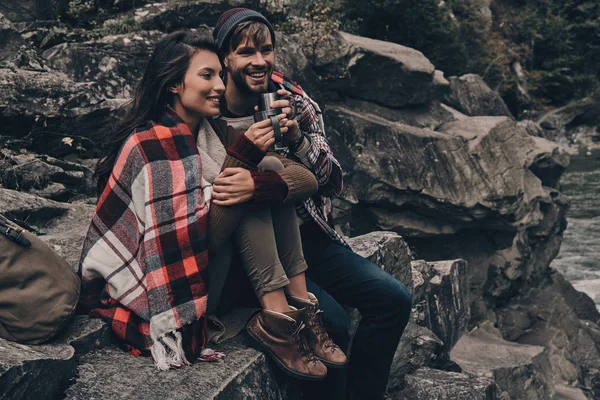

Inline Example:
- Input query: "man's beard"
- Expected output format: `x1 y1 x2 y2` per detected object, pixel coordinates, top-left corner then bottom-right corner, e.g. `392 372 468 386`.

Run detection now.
229 65 271 95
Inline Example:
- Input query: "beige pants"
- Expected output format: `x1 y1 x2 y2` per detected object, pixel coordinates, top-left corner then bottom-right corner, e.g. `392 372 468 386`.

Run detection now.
233 156 308 299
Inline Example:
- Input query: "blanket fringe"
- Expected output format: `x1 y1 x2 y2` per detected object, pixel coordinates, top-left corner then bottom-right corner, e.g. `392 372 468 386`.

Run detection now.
150 330 190 370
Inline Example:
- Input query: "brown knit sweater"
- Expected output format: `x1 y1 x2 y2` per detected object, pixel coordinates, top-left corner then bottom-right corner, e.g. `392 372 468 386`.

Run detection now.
207 119 318 250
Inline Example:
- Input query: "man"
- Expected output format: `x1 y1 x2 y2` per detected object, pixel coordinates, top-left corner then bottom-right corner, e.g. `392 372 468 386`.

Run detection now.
212 8 412 399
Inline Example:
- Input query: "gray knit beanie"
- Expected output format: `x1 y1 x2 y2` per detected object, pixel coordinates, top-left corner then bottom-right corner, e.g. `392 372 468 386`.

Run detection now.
213 8 276 51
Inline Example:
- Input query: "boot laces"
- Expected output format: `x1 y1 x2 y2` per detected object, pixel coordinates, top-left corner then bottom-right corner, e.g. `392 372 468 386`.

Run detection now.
290 321 319 364
311 309 339 351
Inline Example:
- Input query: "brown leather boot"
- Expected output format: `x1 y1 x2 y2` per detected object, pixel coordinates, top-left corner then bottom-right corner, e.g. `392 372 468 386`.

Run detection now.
246 307 328 380
287 293 348 368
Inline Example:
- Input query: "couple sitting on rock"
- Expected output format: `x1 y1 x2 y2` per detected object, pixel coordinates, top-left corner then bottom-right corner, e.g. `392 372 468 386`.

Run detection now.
78 8 411 400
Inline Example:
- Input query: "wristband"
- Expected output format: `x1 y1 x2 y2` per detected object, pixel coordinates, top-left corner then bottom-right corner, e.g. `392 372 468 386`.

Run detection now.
289 134 306 151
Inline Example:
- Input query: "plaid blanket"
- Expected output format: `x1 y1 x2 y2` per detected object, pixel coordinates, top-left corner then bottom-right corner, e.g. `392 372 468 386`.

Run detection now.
79 109 210 369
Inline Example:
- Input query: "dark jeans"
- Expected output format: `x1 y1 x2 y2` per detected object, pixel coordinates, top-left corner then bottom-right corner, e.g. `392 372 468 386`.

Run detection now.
301 227 412 400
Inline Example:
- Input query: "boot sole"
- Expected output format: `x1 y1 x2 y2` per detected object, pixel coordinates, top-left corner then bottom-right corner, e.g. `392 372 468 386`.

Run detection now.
317 357 348 369
246 328 327 381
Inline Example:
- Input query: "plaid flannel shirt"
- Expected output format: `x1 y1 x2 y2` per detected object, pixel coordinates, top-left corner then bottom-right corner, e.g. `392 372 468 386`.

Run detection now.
78 110 209 360
271 72 349 247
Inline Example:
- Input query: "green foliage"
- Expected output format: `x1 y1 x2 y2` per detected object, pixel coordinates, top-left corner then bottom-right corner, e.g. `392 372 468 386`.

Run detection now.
340 0 470 76
67 0 96 19
99 16 140 36
278 0 343 64
492 0 600 106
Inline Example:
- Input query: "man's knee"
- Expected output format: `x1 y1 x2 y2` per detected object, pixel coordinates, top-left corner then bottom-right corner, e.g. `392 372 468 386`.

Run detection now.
371 271 413 327
258 156 284 172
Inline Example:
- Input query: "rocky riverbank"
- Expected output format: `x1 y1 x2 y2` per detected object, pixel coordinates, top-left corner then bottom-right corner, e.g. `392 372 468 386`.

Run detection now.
1 1 599 399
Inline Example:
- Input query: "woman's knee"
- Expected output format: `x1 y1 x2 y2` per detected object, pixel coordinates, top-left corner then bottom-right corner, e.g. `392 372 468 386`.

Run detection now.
258 156 284 172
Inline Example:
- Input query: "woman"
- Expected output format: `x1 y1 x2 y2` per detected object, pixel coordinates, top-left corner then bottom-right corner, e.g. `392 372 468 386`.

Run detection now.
79 30 344 376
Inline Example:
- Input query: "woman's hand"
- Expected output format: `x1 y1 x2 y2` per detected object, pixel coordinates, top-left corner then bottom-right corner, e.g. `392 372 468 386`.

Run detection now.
244 115 288 152
212 168 255 206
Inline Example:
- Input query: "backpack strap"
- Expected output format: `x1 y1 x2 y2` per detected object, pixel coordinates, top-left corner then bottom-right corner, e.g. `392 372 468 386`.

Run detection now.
271 71 305 97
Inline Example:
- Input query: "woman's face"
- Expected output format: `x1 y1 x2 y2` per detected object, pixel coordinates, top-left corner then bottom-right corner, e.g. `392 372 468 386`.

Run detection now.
172 49 225 119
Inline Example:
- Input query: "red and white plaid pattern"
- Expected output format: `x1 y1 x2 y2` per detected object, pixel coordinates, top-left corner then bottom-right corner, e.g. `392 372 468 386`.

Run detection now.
78 109 210 362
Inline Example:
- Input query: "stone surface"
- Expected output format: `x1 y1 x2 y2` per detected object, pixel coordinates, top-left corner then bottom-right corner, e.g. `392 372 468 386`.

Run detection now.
451 321 554 400
43 30 166 99
53 316 113 355
347 231 414 292
444 74 513 118
537 91 600 147
393 367 499 400
0 338 76 400
0 188 95 268
65 335 302 400
0 68 126 157
387 321 445 391
0 152 90 200
411 259 469 356
0 12 25 60
496 271 600 397
326 105 570 325
332 98 458 132
0 1 67 22
314 31 437 108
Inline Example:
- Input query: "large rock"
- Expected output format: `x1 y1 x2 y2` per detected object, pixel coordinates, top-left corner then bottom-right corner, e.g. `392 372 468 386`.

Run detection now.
444 74 513 118
387 321 445 391
43 30 166 99
65 335 302 400
393 367 499 400
0 151 92 201
0 1 67 22
450 322 554 400
496 271 600 398
0 68 126 157
0 188 94 268
411 259 469 356
0 13 25 61
0 338 76 400
314 31 438 108
347 231 413 290
537 91 600 147
326 106 570 323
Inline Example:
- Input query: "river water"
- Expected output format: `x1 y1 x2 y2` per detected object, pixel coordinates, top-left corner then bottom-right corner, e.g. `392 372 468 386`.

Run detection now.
551 149 600 310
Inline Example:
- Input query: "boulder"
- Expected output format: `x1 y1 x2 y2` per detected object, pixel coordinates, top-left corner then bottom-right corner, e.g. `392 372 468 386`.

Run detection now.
0 68 126 157
0 338 76 400
393 368 499 400
537 91 600 147
411 259 469 356
450 321 554 400
43 30 166 99
0 152 90 201
0 188 95 268
444 74 513 118
53 316 113 355
331 98 458 132
0 13 25 61
496 271 600 397
65 335 302 400
0 1 66 22
387 321 445 391
314 31 438 108
325 106 570 322
347 231 414 291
